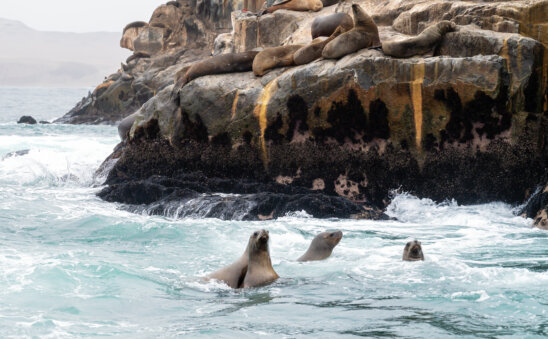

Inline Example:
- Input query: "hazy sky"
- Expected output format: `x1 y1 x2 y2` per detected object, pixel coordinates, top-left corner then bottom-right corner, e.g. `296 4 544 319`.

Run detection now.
0 0 167 32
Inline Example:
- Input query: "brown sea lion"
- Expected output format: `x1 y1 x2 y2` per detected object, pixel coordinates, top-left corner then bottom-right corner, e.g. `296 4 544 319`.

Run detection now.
297 230 343 262
242 229 279 288
207 248 249 289
311 12 353 39
253 44 305 76
402 240 424 261
382 21 456 58
322 4 380 59
174 51 259 91
261 0 323 15
294 25 349 65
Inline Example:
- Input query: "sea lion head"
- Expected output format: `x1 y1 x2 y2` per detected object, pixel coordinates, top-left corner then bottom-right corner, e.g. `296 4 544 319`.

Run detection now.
249 229 270 254
311 0 324 12
437 20 457 34
403 240 424 261
316 230 343 250
351 4 374 28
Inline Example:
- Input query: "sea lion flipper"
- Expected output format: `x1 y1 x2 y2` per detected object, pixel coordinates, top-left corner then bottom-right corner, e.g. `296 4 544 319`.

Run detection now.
237 265 248 288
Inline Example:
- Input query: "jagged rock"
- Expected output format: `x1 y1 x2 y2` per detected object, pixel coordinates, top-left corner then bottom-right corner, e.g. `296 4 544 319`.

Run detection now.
520 184 548 229
121 21 148 51
133 26 166 55
58 0 547 221
17 116 37 124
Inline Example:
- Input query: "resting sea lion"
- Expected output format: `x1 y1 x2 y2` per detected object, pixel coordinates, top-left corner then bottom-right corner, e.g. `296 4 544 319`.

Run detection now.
382 21 456 58
175 51 259 90
207 248 248 289
261 0 323 15
253 44 304 76
402 240 424 261
297 230 343 262
322 4 380 59
242 229 279 288
311 12 353 39
294 26 349 65
118 111 140 140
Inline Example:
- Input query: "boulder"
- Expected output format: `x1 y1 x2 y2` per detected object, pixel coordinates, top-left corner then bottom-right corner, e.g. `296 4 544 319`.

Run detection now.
17 116 37 124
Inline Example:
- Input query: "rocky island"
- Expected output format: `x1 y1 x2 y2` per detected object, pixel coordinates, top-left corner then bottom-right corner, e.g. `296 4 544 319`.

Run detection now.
56 0 547 224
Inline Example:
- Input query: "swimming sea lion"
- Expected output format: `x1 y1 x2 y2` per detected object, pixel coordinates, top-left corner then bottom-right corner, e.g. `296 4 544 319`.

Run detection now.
175 51 259 90
297 230 343 262
382 21 456 58
311 12 353 39
242 229 279 288
322 4 380 59
261 0 323 15
402 240 424 261
253 44 305 76
207 248 248 289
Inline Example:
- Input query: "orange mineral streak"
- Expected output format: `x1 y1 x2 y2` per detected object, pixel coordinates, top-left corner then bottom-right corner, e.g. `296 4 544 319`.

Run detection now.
253 79 279 167
231 90 240 120
410 63 425 150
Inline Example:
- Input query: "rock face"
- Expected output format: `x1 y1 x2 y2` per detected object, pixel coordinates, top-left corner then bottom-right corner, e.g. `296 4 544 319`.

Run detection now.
55 0 246 124
63 0 547 220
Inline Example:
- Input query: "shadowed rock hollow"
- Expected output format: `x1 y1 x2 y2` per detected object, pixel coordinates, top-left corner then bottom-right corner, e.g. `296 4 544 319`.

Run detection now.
59 0 547 221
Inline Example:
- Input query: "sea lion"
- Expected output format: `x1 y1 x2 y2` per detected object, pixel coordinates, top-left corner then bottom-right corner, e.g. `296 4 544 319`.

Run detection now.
242 229 279 288
297 230 343 262
322 4 381 59
382 21 456 58
261 0 323 15
294 25 349 65
118 111 140 140
321 0 339 7
311 12 353 39
253 44 304 76
175 51 259 89
207 248 249 289
402 240 424 261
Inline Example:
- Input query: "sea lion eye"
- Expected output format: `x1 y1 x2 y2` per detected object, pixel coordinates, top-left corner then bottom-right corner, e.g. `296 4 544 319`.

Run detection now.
330 233 335 237
253 231 258 237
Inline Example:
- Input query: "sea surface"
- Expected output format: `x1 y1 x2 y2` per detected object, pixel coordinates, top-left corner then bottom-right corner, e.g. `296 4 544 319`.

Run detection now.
0 88 547 338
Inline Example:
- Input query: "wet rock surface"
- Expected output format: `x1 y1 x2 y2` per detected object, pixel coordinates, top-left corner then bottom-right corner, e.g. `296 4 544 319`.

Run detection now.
60 0 547 220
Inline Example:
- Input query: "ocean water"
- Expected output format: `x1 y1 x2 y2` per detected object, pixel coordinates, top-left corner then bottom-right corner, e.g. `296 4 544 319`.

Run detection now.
0 88 547 338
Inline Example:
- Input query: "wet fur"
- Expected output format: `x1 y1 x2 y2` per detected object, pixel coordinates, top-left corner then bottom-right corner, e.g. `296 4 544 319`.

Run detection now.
242 230 279 288
297 231 343 261
311 12 353 39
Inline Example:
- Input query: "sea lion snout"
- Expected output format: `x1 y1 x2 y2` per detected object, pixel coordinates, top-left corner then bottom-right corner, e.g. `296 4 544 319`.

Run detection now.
253 229 269 244
403 240 424 261
327 230 343 245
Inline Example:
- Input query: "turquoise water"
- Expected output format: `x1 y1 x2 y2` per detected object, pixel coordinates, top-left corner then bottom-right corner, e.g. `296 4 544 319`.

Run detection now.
1 88 547 338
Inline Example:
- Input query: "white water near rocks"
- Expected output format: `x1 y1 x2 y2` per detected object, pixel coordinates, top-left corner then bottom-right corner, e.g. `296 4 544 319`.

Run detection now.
1 88 546 337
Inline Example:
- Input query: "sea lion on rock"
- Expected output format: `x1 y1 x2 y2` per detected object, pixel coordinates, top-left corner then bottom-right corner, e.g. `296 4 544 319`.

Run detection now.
242 229 279 288
294 26 348 65
261 0 323 15
175 51 259 90
118 111 140 140
253 44 304 76
382 21 456 58
322 4 380 59
402 240 424 261
207 247 249 289
297 230 343 262
311 12 353 39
